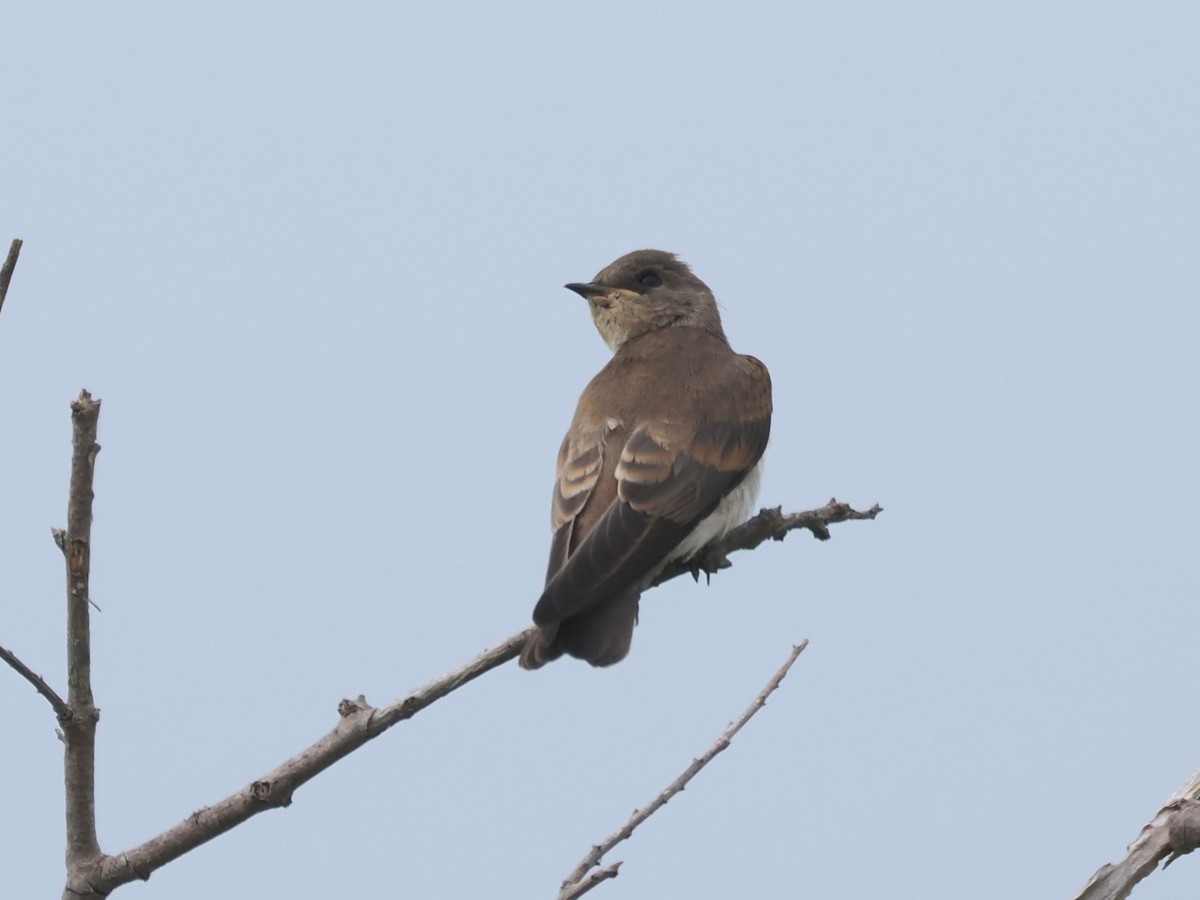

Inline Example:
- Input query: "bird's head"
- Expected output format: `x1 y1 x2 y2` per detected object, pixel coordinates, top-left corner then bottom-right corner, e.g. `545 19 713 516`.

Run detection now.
565 249 726 352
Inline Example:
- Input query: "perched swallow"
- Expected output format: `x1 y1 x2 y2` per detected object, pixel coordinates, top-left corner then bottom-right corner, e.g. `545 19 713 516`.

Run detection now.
520 250 772 669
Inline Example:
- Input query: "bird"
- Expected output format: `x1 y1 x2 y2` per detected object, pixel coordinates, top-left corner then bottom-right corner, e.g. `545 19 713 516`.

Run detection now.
519 249 772 669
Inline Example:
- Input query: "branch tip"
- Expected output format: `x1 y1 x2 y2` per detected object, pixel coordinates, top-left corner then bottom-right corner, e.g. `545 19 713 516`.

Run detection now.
557 641 809 895
0 644 71 718
654 497 881 588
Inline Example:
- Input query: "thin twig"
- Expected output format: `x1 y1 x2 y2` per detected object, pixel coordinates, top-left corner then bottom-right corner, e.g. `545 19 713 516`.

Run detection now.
1074 768 1200 900
0 644 70 719
62 390 103 891
0 237 21 317
558 640 810 898
654 499 883 588
561 863 621 898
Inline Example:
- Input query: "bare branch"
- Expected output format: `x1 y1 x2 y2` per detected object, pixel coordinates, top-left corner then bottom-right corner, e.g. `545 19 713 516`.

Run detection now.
76 631 530 893
561 863 621 899
0 237 21 317
62 390 103 890
558 640 809 898
1074 768 1200 900
58 494 869 894
654 499 882 588
0 643 70 718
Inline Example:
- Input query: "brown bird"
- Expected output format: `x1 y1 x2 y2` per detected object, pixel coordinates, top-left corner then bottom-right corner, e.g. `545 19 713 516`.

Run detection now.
520 250 772 669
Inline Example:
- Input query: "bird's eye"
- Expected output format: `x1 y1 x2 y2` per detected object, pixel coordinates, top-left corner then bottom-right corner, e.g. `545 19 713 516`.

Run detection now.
637 270 663 288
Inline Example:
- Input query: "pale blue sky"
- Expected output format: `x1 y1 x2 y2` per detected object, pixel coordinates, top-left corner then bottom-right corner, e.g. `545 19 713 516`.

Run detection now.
3 4 1198 898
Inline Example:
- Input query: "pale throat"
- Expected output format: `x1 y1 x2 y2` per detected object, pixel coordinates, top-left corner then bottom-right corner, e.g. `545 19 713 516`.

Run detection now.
590 307 626 351
589 306 708 352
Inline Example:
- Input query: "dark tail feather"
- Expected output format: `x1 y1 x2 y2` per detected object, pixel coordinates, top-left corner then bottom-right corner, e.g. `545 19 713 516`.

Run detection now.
519 624 563 670
521 592 639 670
559 591 639 666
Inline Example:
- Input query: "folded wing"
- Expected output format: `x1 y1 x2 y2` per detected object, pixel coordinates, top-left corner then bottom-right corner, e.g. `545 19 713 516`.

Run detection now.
534 354 771 627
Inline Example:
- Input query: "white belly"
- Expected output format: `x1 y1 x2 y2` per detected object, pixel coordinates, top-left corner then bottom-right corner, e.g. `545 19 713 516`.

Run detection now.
668 460 763 563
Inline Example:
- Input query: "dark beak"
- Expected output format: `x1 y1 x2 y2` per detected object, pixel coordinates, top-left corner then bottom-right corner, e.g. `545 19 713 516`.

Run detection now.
565 282 603 299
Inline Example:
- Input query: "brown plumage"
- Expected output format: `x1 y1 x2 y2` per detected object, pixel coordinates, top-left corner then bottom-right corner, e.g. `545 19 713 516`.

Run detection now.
520 250 772 669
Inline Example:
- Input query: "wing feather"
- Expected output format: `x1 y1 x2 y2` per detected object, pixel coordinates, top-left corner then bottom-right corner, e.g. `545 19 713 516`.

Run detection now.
534 331 772 630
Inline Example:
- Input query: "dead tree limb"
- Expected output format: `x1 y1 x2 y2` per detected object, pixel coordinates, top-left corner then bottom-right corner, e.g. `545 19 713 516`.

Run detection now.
62 390 103 898
1074 768 1200 900
16 387 877 895
54 498 872 896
